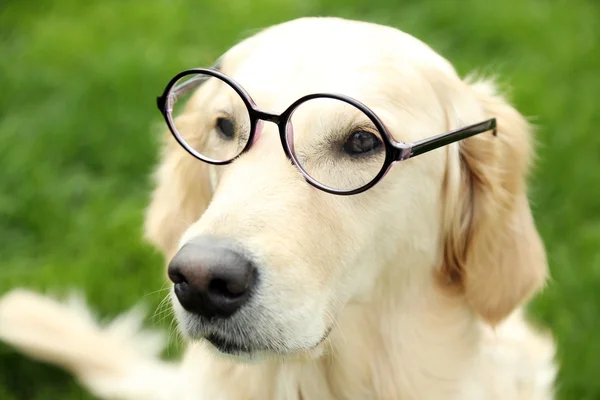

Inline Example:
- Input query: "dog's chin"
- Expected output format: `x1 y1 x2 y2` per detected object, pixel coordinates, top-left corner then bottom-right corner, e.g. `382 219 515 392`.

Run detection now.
202 333 261 361
188 328 333 363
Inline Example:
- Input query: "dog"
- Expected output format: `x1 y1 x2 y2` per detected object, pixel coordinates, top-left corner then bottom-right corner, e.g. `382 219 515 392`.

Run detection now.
0 17 556 400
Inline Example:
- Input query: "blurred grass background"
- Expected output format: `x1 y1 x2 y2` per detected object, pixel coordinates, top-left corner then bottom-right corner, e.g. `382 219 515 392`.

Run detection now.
0 0 598 399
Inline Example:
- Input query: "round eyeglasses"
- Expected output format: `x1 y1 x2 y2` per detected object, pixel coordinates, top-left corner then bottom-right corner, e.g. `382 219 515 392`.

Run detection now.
157 68 496 195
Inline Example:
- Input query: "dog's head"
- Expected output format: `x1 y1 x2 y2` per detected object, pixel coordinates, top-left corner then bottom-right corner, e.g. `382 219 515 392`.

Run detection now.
145 17 547 359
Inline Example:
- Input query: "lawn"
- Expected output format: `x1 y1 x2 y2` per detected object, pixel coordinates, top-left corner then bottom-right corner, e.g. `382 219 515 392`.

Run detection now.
0 0 598 399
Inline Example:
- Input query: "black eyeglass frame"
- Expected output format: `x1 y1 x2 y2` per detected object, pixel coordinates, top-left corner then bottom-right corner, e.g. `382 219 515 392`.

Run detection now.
157 68 497 196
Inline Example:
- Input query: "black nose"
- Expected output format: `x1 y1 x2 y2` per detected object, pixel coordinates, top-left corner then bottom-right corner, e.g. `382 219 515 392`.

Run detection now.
167 237 257 319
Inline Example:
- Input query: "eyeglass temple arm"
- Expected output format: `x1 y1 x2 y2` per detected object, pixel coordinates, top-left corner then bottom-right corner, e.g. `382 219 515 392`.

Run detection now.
397 118 497 161
157 60 223 112
157 75 207 112
160 74 212 112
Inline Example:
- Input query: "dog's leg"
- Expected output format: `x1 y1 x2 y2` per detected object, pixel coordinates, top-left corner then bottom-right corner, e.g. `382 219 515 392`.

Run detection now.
0 289 186 400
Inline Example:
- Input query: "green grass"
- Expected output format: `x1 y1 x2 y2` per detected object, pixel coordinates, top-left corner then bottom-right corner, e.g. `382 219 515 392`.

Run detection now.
0 0 598 398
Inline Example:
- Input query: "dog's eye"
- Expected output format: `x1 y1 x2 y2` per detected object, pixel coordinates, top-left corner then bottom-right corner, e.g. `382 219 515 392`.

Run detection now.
342 130 382 155
215 117 235 140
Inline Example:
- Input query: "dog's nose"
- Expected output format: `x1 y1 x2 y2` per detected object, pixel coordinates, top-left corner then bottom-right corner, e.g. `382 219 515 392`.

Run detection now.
167 237 257 319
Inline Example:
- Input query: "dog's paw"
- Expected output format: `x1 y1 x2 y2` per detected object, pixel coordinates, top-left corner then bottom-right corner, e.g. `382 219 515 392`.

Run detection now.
0 288 166 365
0 289 183 400
0 289 75 343
0 289 93 361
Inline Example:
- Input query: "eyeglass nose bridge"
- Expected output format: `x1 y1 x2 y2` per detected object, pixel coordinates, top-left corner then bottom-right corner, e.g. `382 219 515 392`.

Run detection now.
253 109 282 125
247 109 288 149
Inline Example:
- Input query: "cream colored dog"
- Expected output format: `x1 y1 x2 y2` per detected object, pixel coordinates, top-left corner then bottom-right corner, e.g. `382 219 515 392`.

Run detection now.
0 17 556 400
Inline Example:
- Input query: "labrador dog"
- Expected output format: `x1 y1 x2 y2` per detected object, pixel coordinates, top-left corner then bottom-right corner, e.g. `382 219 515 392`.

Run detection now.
0 17 556 400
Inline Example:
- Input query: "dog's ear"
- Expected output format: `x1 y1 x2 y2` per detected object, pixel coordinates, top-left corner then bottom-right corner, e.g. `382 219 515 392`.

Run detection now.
438 76 548 325
144 118 214 260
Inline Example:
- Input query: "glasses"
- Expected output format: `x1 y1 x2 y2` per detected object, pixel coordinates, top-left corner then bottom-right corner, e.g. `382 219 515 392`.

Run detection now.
157 68 496 195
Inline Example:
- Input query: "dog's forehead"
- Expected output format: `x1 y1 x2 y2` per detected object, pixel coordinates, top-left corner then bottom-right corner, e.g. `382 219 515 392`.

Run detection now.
222 18 457 112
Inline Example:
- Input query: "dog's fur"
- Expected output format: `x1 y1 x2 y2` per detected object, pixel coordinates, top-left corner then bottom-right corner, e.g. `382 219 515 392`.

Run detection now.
0 17 556 399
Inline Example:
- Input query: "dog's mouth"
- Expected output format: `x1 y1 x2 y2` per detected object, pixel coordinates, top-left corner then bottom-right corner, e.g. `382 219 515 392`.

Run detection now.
204 327 333 357
205 333 253 355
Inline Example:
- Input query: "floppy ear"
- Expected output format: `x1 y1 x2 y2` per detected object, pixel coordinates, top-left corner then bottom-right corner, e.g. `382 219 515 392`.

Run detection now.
439 76 548 325
144 123 214 260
